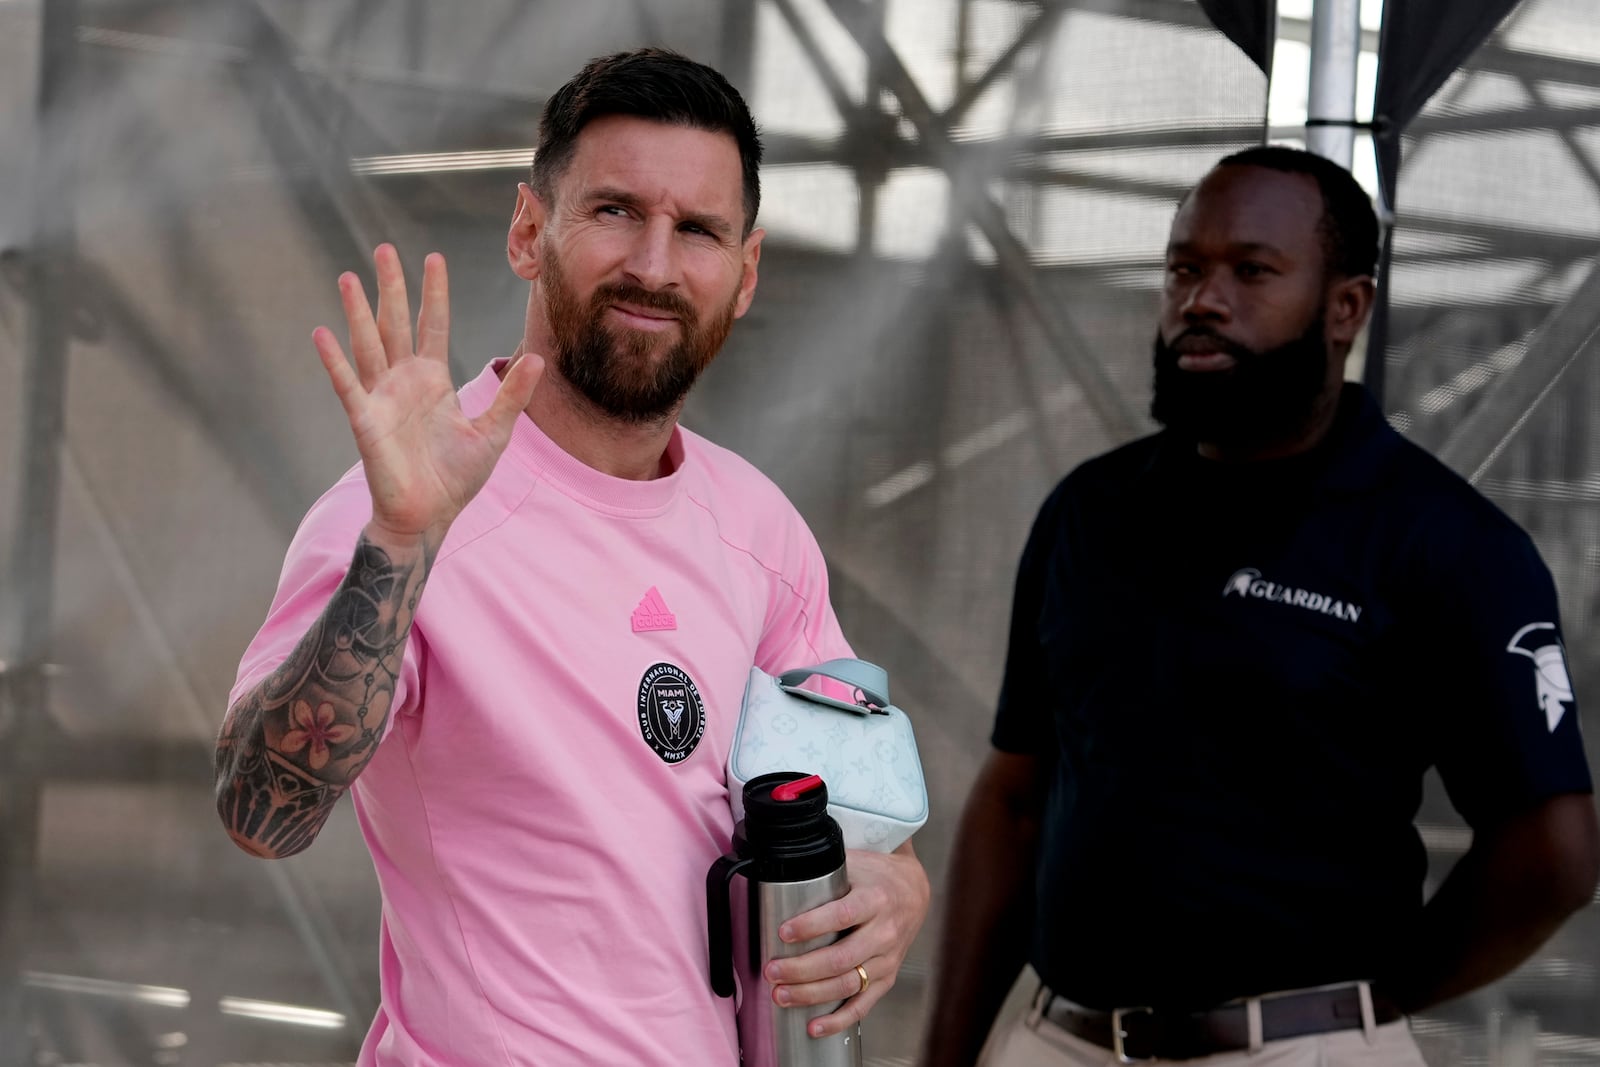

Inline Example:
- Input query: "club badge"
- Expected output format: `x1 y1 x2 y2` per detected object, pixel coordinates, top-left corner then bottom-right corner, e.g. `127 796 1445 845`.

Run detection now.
637 662 706 764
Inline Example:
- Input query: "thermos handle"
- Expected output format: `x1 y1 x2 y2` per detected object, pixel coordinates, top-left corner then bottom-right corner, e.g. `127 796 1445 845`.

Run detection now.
706 853 754 998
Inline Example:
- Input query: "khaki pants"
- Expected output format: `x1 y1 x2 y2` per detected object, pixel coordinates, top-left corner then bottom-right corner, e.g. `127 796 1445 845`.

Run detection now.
982 993 1431 1067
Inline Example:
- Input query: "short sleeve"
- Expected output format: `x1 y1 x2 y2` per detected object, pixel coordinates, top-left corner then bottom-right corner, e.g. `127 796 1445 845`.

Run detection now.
1426 517 1592 824
991 482 1070 756
228 471 423 741
752 509 855 675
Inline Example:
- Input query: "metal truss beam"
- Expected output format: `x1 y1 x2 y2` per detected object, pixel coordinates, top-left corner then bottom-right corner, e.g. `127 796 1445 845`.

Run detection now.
403 0 426 71
1436 255 1600 484
329 0 386 55
815 0 1145 440
75 10 1600 173
45 405 374 1037
68 258 375 1035
34 732 211 786
1517 79 1600 210
233 0 469 384
1410 104 1600 139
767 0 868 132
720 0 757 91
26 903 163 1067
237 4 405 243
356 129 1593 312
720 0 1124 527
3 8 393 1041
943 1 1068 127
1065 0 1600 116
76 260 307 531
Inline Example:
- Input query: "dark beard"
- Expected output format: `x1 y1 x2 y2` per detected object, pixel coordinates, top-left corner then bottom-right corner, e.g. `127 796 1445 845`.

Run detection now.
1150 313 1329 447
542 249 739 424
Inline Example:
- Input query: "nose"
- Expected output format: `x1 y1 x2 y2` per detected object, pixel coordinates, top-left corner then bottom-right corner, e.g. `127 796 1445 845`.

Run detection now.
1178 269 1230 325
621 216 680 292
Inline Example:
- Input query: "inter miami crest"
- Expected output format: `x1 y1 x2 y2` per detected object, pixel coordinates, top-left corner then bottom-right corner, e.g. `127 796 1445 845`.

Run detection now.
1507 622 1576 733
637 662 706 764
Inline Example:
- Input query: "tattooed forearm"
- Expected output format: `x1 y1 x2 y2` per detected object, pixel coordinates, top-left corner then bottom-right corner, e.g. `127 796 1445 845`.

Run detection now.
215 531 433 858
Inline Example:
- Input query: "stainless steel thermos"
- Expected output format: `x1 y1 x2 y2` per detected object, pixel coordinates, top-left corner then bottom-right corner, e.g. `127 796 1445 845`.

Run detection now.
707 771 862 1067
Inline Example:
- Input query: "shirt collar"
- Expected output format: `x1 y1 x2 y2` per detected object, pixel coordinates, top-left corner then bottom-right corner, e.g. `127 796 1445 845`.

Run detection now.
1140 384 1401 494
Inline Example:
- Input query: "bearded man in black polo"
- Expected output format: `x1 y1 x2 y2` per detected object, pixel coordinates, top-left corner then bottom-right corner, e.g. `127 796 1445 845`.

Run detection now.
922 146 1598 1067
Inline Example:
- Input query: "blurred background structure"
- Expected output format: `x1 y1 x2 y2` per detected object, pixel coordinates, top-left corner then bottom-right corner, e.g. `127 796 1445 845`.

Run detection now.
0 0 1598 1063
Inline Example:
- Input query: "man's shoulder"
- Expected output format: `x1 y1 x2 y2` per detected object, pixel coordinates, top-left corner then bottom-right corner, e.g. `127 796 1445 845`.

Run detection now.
1054 432 1167 498
679 425 795 505
1320 421 1548 593
1011 433 1166 548
677 426 817 546
1369 426 1531 544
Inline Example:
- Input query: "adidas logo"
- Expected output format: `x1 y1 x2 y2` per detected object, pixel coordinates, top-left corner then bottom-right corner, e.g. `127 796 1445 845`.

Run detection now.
631 586 677 633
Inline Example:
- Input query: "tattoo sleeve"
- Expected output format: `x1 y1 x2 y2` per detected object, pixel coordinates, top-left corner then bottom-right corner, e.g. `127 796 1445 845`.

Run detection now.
214 532 432 858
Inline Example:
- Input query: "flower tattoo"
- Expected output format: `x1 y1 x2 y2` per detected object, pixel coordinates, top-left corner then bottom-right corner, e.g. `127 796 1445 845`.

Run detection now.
281 699 358 770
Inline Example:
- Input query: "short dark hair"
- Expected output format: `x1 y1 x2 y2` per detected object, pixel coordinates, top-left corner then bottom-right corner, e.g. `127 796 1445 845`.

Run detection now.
531 48 763 235
1214 145 1379 279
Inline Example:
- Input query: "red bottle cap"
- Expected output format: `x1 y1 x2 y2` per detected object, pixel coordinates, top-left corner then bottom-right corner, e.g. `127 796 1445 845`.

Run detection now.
771 774 825 802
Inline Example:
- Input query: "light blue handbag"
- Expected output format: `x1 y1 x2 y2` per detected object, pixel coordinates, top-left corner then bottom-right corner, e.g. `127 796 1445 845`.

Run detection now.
728 659 929 852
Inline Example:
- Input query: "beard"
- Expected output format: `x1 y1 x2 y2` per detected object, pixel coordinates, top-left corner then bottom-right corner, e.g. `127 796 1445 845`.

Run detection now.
1149 313 1330 447
542 248 740 424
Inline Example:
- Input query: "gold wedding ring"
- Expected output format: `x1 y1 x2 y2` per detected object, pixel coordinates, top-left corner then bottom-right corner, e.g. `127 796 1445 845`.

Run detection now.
854 963 870 996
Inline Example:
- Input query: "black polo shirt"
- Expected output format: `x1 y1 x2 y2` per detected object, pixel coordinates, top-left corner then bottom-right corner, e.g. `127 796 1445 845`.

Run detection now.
993 384 1591 1011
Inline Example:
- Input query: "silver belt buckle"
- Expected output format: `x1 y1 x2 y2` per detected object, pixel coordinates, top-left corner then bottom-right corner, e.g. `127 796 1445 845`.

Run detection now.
1111 1006 1156 1063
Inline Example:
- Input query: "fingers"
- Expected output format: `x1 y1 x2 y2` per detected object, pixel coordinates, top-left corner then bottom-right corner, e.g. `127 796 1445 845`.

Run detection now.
770 948 888 1006
415 252 450 364
767 923 886 988
762 849 930 1037
334 245 443 389
802 980 884 1039
373 243 413 369
312 326 365 418
472 352 544 449
339 271 385 389
778 889 862 947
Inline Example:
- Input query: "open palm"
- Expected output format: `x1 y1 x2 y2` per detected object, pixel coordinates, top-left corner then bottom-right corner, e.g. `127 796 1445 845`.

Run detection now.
313 244 543 543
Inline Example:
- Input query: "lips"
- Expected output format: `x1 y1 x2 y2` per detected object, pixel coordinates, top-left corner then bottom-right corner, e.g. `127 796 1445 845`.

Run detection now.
1169 332 1243 372
608 303 680 331
1175 351 1238 372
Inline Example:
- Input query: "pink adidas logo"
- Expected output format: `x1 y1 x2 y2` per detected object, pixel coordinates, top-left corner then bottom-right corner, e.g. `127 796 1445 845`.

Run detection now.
631 586 678 633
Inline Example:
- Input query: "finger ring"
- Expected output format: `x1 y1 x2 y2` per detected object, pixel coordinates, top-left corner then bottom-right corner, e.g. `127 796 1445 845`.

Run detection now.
854 963 870 996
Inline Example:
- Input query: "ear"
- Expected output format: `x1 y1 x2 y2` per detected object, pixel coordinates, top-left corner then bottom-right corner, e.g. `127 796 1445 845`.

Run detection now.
507 183 547 281
732 227 764 319
1326 273 1376 350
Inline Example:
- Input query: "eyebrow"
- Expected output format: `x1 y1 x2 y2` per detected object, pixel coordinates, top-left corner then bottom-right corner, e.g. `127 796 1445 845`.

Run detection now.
1166 240 1287 258
585 186 737 241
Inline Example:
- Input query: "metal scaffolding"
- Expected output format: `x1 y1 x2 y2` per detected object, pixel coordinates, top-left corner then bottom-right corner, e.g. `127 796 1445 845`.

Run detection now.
4 0 1599 1061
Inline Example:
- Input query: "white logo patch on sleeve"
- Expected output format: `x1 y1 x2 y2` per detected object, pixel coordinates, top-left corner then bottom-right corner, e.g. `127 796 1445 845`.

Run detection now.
1507 622 1575 732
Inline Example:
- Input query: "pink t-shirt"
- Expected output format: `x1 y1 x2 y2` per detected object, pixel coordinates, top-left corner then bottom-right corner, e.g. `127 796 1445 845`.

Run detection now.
231 361 853 1065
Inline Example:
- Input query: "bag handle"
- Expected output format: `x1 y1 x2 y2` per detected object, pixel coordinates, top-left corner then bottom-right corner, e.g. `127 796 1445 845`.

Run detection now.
776 658 890 714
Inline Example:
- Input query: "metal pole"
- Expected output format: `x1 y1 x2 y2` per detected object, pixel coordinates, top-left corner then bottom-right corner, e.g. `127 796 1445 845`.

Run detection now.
1306 0 1363 166
0 0 80 1053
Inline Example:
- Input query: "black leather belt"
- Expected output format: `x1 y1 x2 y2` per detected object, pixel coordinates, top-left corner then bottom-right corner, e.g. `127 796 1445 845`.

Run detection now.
1038 983 1403 1062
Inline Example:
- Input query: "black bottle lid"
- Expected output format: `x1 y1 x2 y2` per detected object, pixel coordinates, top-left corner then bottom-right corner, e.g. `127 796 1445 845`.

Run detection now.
735 771 845 883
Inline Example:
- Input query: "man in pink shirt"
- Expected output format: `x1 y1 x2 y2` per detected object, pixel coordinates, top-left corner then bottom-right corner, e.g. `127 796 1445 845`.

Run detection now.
214 48 930 1065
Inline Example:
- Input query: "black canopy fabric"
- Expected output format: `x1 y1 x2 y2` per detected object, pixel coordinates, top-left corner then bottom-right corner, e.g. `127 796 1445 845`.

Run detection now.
1196 0 1522 189
1364 0 1523 401
1372 0 1523 198
1197 0 1277 75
